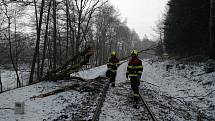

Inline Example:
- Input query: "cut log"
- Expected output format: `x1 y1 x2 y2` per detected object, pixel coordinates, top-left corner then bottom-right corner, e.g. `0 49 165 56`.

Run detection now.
30 83 80 99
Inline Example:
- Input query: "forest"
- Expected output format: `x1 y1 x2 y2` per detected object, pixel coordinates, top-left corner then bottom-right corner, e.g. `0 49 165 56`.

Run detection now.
0 0 151 87
0 0 215 120
162 0 215 58
0 0 215 91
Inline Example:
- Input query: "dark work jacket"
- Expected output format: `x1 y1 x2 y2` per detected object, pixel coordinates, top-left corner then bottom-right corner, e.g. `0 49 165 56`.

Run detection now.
126 57 143 79
107 57 119 72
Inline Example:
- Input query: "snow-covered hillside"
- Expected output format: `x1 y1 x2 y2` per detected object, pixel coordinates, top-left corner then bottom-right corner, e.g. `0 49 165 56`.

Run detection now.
141 60 215 120
0 59 214 121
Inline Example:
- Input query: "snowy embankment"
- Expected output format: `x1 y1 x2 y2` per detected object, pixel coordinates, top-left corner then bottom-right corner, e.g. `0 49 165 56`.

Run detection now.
0 80 88 121
141 60 215 120
0 65 108 121
0 59 214 121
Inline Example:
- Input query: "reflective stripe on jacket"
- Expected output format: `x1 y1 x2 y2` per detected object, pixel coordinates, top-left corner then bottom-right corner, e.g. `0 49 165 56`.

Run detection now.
107 57 119 72
126 57 143 78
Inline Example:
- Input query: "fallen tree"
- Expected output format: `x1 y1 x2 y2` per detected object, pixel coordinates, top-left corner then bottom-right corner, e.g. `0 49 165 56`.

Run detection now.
30 77 106 99
40 47 95 81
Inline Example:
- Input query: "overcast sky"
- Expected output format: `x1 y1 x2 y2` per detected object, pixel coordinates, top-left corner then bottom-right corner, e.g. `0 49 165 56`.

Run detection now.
109 0 169 40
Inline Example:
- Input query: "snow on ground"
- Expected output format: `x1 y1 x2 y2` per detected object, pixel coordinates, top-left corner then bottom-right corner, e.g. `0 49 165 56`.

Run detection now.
99 82 151 121
100 62 155 121
0 59 214 121
0 80 88 121
70 65 107 79
141 60 215 120
0 69 29 91
99 59 215 120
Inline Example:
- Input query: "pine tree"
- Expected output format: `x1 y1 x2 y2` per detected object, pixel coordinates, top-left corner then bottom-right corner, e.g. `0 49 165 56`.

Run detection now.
164 0 210 57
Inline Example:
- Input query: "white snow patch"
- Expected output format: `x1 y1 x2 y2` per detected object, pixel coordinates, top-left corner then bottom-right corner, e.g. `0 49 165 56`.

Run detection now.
70 65 107 79
1 59 214 120
0 69 29 91
0 81 85 121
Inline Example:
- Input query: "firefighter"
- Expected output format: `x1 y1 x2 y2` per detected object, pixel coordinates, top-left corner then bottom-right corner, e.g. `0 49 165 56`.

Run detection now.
106 51 119 87
126 50 143 103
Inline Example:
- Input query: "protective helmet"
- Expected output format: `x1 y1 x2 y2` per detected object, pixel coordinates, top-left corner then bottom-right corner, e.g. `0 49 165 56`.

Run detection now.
111 51 117 56
131 50 138 56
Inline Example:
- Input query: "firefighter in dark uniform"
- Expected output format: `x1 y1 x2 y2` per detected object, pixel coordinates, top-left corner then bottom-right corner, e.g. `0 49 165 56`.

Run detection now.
107 51 119 87
126 50 143 102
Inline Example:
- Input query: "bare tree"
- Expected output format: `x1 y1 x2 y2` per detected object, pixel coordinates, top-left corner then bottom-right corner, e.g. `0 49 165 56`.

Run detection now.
0 2 22 87
29 0 46 84
40 0 52 78
74 0 103 54
153 15 166 55
52 0 57 75
0 70 2 92
209 0 215 59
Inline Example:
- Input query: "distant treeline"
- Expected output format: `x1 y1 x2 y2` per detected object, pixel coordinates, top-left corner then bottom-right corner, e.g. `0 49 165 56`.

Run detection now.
163 0 215 59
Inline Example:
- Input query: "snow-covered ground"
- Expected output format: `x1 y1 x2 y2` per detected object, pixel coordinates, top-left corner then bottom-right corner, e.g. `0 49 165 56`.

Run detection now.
0 69 29 91
0 59 214 121
100 60 215 121
70 65 107 79
142 60 215 120
99 81 151 121
0 79 103 121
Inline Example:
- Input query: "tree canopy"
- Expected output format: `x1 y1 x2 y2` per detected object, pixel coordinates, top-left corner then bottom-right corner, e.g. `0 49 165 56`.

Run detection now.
164 0 210 57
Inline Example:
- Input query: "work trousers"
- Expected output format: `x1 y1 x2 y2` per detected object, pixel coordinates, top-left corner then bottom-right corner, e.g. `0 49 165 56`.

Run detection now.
130 77 140 102
110 71 116 83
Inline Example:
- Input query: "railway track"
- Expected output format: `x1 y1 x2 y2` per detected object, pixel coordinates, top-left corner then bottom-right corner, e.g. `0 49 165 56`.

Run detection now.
138 92 158 121
91 81 110 121
91 80 158 121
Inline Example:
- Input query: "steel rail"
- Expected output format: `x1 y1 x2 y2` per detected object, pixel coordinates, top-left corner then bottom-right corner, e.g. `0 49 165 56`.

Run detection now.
91 81 110 121
139 92 158 121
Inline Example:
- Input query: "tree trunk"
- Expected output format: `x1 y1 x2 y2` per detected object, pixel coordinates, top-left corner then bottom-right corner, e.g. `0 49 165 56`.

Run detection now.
40 0 52 78
58 31 62 65
53 0 57 80
14 11 21 87
29 0 46 84
65 0 69 60
7 18 21 87
75 0 83 55
48 38 53 69
209 0 215 59
68 2 76 58
14 11 18 68
0 70 2 92
98 37 102 65
37 45 40 80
